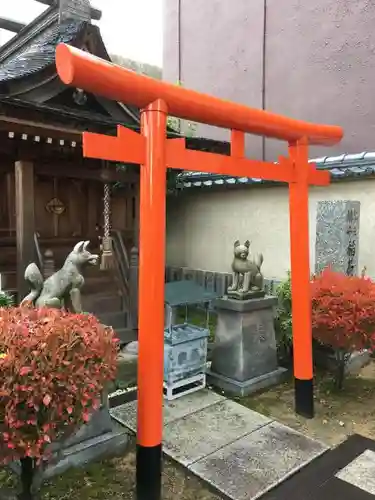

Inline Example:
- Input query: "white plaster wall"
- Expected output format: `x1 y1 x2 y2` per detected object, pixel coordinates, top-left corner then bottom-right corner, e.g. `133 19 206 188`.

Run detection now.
166 180 375 280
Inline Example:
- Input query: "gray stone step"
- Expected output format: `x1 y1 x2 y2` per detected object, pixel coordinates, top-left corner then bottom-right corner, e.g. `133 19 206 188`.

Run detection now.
82 275 117 294
97 311 129 329
115 327 137 345
82 292 123 313
0 270 16 289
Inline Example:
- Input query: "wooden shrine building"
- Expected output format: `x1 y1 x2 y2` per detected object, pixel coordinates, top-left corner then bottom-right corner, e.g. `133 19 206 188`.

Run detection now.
0 0 228 338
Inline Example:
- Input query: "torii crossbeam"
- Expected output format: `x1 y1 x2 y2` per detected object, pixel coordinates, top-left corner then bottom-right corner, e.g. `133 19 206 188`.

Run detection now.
55 43 343 500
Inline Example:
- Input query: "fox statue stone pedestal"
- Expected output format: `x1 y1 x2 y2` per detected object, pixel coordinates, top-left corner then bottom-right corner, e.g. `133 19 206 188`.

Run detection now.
207 296 287 396
13 240 130 489
207 240 286 396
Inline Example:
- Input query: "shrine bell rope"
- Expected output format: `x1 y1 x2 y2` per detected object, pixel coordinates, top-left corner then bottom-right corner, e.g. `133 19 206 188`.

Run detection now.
101 161 114 270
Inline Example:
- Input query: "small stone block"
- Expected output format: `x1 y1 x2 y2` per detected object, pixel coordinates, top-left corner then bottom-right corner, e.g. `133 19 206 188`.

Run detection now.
110 388 225 432
205 272 215 291
206 366 288 396
227 289 265 301
214 273 226 297
182 268 195 281
189 421 328 500
40 425 129 484
165 266 171 282
162 399 271 466
213 296 277 312
196 270 205 287
10 423 130 490
335 449 375 495
170 267 182 281
116 351 138 384
61 405 113 448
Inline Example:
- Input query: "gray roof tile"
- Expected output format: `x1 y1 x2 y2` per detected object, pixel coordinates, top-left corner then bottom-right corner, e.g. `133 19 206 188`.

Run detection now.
177 151 375 188
0 20 83 83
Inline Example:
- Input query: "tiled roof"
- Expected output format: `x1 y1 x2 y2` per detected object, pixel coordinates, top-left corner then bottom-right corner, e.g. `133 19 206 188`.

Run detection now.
0 20 83 83
177 151 375 188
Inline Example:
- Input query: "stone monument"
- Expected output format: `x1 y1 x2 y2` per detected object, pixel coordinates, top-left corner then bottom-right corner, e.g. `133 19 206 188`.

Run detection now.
314 200 369 374
207 240 287 396
315 200 360 276
15 240 130 488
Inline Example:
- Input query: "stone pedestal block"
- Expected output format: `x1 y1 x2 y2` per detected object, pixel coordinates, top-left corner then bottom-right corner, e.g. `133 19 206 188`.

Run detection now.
9 394 130 490
207 296 286 396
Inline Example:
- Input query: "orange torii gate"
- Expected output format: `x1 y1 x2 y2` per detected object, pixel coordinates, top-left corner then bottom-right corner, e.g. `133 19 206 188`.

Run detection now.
55 43 343 500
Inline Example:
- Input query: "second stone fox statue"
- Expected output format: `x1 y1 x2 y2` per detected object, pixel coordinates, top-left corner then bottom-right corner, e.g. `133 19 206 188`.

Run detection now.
21 240 99 312
227 239 264 296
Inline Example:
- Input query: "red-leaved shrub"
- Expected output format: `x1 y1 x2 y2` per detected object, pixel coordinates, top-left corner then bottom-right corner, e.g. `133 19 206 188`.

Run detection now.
0 306 118 464
311 269 375 353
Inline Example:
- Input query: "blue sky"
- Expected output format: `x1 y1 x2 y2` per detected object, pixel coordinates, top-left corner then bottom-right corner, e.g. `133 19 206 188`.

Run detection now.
0 0 163 65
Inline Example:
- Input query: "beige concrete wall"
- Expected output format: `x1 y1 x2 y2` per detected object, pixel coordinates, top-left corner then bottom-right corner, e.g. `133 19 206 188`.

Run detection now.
166 180 375 280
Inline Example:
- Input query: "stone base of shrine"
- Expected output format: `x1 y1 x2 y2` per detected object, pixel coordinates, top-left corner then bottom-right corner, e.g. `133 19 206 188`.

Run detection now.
207 366 287 397
9 423 130 490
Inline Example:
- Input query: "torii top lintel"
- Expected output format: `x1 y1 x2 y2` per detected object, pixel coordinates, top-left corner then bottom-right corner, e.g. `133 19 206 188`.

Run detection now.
56 43 343 146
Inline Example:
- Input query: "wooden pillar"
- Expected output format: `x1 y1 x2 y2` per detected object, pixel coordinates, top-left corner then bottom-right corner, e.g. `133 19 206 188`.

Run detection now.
87 182 98 237
6 173 14 236
288 138 314 419
15 161 35 302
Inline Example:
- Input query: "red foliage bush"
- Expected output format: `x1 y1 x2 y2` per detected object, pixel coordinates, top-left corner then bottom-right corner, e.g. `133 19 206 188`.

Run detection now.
311 268 375 352
0 306 118 464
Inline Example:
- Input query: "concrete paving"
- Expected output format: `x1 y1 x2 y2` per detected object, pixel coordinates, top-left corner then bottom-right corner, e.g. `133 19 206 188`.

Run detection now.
335 449 375 496
110 389 328 500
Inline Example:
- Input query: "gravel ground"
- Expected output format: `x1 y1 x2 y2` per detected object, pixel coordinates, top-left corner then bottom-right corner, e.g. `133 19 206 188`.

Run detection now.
0 445 221 500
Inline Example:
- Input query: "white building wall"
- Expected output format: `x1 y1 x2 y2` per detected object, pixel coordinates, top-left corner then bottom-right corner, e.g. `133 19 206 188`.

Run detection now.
166 179 375 280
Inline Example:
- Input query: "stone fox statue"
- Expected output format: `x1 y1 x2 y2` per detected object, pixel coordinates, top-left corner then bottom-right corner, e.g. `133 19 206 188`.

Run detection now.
227 239 264 294
21 240 99 312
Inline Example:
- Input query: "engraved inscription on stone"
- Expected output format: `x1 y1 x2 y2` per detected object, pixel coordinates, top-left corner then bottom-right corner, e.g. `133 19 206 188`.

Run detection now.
315 200 360 276
59 0 91 23
248 322 267 342
243 317 274 346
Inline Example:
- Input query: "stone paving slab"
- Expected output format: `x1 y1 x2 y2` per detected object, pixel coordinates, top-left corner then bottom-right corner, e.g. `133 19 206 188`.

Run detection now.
189 420 329 500
110 389 329 500
163 399 271 466
335 449 375 495
110 388 225 432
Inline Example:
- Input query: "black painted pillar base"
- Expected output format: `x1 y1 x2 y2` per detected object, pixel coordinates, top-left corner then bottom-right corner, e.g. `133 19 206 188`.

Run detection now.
136 444 162 500
18 457 34 500
295 378 314 419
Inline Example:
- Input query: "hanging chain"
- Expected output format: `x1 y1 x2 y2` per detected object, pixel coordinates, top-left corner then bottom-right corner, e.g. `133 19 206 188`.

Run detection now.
100 180 114 270
103 183 111 239
100 161 114 270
